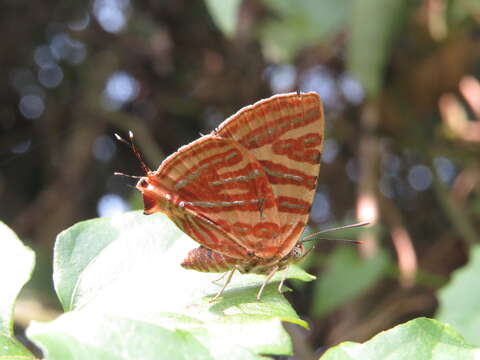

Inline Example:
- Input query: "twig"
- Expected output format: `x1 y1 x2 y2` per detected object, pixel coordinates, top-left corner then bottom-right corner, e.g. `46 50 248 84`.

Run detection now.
356 100 380 258
379 196 418 288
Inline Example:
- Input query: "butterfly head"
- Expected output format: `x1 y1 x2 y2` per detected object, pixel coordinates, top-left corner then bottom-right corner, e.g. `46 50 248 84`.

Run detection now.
287 242 309 264
135 176 154 214
135 173 178 216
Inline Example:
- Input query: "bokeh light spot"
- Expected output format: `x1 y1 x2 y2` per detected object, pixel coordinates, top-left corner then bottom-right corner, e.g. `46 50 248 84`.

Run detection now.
69 12 91 31
66 40 87 65
97 193 130 217
34 45 55 67
408 165 432 191
434 157 455 184
11 140 32 154
382 153 402 175
38 63 63 88
266 64 296 93
92 135 117 162
339 74 364 105
300 65 336 107
103 71 139 110
310 192 331 223
357 193 378 223
19 95 44 119
49 33 71 60
93 0 131 33
322 139 339 164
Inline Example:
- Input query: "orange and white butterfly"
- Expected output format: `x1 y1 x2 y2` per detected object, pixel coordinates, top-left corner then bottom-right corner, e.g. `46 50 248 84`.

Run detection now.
119 92 326 300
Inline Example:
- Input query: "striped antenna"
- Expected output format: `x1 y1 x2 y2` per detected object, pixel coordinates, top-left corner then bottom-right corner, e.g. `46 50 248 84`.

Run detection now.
301 221 369 243
113 172 143 179
114 131 151 175
302 237 363 245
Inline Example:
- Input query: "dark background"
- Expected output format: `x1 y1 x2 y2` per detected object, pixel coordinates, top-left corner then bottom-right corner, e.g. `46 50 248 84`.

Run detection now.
2 0 480 358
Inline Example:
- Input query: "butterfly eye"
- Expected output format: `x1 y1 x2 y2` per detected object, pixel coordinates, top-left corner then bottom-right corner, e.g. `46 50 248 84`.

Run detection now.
138 178 148 188
292 245 304 258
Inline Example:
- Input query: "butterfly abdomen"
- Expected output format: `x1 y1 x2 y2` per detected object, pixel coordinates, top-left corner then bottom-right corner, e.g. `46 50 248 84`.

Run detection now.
181 246 239 273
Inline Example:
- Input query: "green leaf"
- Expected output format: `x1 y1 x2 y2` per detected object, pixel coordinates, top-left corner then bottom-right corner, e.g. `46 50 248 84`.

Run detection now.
312 247 389 318
320 317 480 359
0 335 35 359
205 0 241 38
0 221 36 358
347 0 407 96
260 0 349 62
436 245 480 346
28 211 314 359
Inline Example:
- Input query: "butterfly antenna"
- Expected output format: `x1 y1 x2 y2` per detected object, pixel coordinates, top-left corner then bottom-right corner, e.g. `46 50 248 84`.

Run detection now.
302 236 363 245
113 172 143 179
114 131 151 175
301 221 369 243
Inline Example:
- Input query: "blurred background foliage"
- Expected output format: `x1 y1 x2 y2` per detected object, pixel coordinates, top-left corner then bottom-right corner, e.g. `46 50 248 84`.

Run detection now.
1 0 480 357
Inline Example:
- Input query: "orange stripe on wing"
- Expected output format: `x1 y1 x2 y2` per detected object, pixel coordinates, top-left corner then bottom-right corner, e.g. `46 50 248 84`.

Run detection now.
259 160 317 190
159 137 231 180
238 107 321 150
277 196 311 214
182 212 250 259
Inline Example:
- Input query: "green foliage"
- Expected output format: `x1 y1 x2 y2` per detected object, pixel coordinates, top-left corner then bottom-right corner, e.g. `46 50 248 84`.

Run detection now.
28 211 314 359
0 222 35 358
320 317 480 360
436 245 480 346
312 247 389 318
2 213 480 359
204 0 242 38
347 0 408 97
448 0 480 25
258 0 409 93
260 0 349 62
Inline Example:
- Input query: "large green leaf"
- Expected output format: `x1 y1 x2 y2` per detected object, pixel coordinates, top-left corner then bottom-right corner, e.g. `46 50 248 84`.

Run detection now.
260 0 349 62
320 317 480 359
312 246 389 318
28 211 314 359
436 245 480 346
204 0 241 38
0 221 36 358
347 0 407 97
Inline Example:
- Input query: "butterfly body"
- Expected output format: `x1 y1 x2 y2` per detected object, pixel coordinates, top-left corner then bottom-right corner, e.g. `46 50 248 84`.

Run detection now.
181 242 307 275
135 92 324 300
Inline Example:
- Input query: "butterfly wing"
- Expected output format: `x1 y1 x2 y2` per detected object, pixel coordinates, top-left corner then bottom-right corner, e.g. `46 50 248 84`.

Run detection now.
215 92 324 258
141 135 283 259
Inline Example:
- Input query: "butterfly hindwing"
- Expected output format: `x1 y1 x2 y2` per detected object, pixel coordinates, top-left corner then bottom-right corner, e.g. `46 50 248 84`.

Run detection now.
215 92 324 258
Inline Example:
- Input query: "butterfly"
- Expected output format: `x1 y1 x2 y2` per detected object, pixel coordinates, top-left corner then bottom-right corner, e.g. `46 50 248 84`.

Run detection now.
117 92 326 301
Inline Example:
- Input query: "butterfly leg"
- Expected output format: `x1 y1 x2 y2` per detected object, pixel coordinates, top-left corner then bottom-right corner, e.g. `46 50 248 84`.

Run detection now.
209 266 236 302
256 265 279 300
277 265 289 293
211 272 228 284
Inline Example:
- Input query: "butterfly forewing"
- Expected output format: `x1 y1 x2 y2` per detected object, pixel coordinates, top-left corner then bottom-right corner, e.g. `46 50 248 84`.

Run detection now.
150 135 286 258
215 92 324 258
